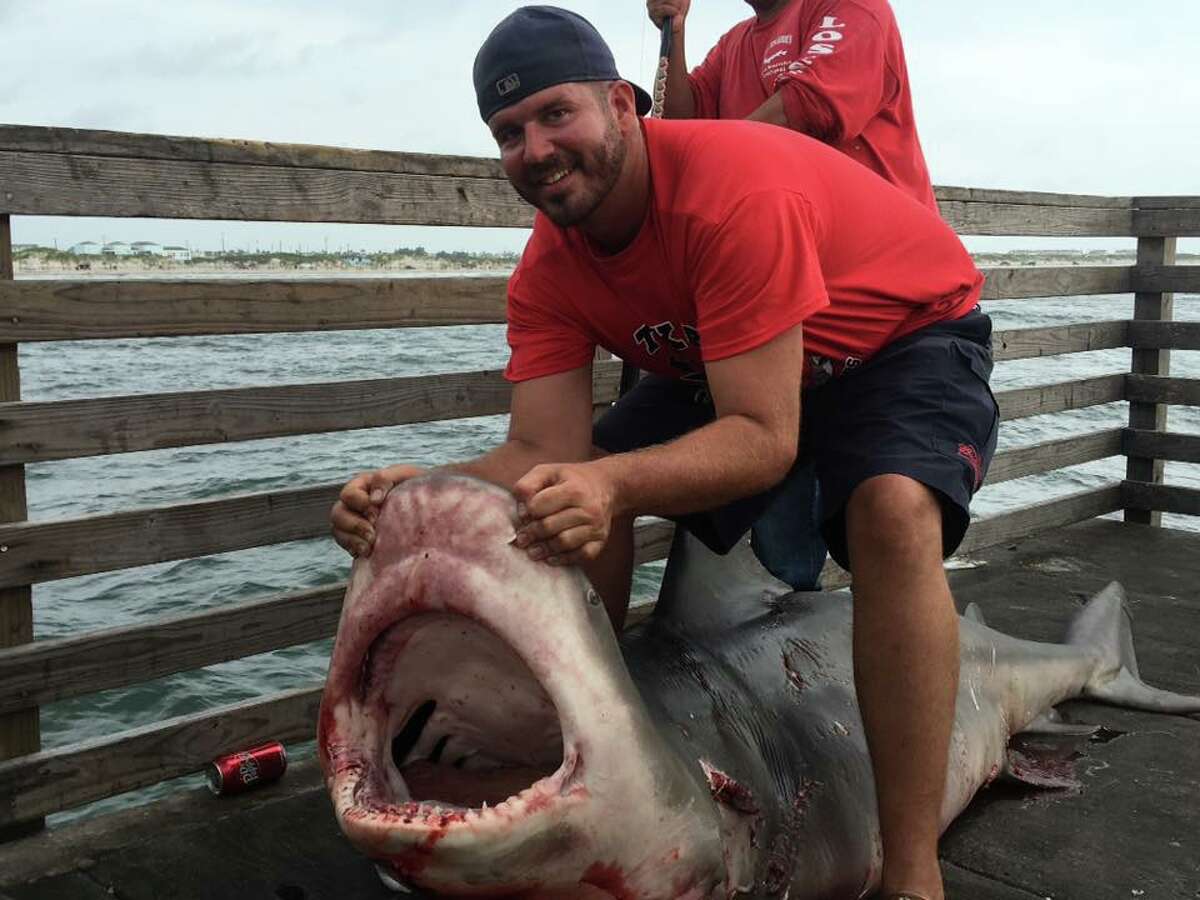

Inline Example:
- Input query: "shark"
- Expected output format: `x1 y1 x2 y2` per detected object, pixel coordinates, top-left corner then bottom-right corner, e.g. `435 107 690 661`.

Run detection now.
317 474 1200 899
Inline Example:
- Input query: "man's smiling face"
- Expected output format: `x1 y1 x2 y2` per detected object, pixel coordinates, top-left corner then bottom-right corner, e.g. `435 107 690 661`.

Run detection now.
489 82 628 228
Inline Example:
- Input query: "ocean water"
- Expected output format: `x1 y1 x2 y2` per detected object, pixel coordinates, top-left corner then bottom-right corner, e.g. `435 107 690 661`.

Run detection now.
12 277 1199 824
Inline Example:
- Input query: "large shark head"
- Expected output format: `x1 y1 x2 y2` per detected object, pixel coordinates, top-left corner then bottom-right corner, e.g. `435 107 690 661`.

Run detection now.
318 475 726 898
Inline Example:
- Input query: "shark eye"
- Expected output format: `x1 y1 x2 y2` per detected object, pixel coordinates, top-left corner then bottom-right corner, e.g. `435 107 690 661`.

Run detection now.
586 589 602 607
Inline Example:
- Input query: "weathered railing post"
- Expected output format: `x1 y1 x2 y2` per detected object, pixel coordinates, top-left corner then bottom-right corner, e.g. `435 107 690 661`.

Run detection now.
0 214 43 839
1125 233 1177 526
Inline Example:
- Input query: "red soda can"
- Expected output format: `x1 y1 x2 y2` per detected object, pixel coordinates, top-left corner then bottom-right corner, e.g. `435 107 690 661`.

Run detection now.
207 742 288 795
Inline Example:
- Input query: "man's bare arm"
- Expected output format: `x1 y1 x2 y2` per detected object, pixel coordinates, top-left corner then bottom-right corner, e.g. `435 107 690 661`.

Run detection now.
598 325 802 518
646 0 696 119
746 91 790 128
512 326 803 565
455 364 597 486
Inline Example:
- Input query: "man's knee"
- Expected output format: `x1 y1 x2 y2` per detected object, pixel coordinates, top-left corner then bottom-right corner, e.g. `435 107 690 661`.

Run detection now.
847 475 942 560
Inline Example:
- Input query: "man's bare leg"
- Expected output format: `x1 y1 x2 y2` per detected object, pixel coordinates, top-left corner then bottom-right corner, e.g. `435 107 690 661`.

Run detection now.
846 474 958 900
581 513 635 631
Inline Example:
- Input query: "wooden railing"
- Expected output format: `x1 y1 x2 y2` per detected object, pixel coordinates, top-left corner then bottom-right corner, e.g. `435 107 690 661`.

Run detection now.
0 124 1198 831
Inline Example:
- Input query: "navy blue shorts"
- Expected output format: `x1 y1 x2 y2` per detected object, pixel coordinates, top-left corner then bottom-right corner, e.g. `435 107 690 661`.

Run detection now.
593 308 999 571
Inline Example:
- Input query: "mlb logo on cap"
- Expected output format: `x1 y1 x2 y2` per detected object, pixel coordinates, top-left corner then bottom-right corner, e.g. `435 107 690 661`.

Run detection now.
497 73 521 97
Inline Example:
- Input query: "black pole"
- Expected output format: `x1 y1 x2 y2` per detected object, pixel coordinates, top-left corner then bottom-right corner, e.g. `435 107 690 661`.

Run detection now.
619 17 673 397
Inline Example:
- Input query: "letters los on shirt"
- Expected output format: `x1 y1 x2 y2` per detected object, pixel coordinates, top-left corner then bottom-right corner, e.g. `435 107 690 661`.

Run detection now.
762 16 847 84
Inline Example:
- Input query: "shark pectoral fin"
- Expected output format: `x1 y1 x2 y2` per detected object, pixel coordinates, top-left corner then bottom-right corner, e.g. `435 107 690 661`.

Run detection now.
1001 732 1089 790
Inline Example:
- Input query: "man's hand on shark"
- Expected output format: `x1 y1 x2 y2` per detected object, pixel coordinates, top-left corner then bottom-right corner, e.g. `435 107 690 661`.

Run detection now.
512 461 617 565
331 464 427 557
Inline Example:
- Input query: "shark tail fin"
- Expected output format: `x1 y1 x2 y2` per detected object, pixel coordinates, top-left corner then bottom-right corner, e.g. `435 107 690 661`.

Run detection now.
1066 581 1200 715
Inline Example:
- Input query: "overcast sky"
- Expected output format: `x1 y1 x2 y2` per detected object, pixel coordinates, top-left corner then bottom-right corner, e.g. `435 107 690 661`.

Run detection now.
2 0 1197 254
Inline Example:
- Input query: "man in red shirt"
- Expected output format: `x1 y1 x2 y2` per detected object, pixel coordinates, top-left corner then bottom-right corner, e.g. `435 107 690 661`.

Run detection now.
647 0 937 210
331 8 995 900
646 0 939 596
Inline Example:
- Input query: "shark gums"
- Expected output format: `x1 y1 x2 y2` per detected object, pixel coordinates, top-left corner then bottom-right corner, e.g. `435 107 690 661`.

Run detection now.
317 475 1200 899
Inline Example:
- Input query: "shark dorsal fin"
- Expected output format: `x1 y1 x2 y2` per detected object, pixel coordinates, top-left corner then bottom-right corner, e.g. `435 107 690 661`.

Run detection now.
653 527 792 633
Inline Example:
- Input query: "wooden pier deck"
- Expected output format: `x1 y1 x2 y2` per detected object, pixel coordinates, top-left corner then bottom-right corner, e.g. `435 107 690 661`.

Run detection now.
1 517 1196 900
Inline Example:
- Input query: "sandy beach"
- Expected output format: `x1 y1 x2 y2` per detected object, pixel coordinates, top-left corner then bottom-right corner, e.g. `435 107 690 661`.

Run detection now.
14 248 1197 278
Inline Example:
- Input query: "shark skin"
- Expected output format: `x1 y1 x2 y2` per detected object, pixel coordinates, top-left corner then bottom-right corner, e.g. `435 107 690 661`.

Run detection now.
317 474 1200 899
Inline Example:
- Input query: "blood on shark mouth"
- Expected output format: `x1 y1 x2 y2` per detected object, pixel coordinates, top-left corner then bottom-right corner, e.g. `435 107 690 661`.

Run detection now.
346 609 578 829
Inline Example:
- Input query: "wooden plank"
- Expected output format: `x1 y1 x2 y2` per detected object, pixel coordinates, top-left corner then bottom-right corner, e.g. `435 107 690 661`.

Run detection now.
0 277 509 343
0 686 323 825
0 151 533 227
0 268 1137 345
1132 263 1200 294
0 757 326 889
937 201 1133 237
1125 374 1200 407
985 429 1124 484
2 127 1137 206
1134 195 1200 209
1123 482 1200 517
935 186 1131 209
1126 320 1200 350
0 124 506 179
0 363 623 466
1132 208 1200 237
0 483 338 588
632 518 673 566
0 472 668 588
978 265 1131 301
0 517 673 714
959 484 1124 555
992 321 1127 361
1123 429 1200 464
3 771 394 900
0 364 1119 471
0 584 344 717
0 214 42 839
0 149 1141 233
995 374 1125 422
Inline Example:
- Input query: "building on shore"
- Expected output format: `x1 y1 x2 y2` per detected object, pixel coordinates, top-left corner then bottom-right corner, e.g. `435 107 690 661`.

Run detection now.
131 241 163 256
102 241 133 256
162 245 192 261
70 241 102 256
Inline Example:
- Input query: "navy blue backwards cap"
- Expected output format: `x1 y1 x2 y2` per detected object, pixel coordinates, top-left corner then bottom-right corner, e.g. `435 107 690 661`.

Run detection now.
474 6 652 122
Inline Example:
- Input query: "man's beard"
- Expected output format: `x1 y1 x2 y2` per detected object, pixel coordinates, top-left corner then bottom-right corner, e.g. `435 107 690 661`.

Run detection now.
516 115 627 228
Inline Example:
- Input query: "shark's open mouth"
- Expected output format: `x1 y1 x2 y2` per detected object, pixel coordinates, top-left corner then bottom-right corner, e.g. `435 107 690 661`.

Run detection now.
350 610 577 826
320 477 731 897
